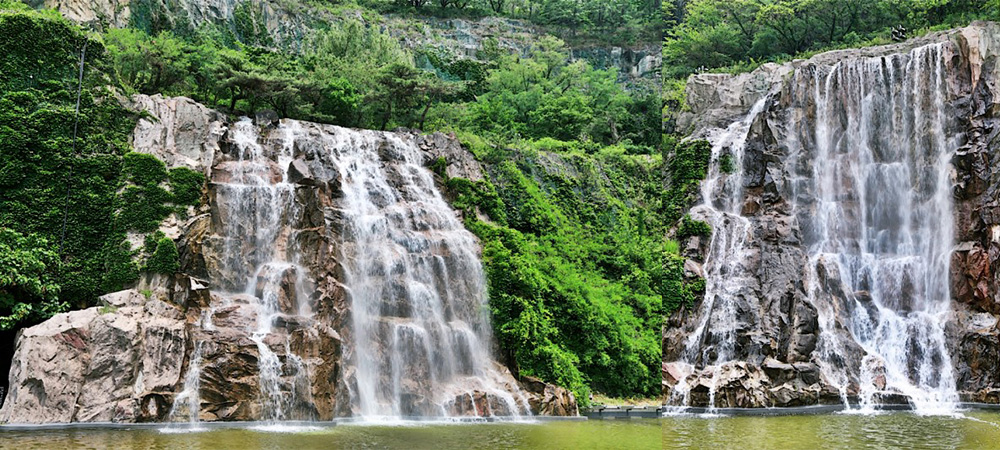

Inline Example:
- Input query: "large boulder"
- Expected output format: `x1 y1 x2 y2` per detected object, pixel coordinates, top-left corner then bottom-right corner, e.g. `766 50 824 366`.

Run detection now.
518 376 578 416
0 290 187 423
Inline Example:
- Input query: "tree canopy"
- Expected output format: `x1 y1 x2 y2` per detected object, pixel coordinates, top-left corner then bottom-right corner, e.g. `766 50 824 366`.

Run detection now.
664 0 1000 77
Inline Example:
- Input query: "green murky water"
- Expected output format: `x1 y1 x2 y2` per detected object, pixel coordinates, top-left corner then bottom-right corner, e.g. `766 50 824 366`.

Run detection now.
0 420 657 450
663 411 1000 449
2 412 1000 449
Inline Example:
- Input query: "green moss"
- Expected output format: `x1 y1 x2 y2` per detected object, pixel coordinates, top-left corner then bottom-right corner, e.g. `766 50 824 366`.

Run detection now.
429 156 448 180
117 154 205 232
144 236 179 274
677 215 712 240
720 153 736 174
168 167 205 209
663 138 712 224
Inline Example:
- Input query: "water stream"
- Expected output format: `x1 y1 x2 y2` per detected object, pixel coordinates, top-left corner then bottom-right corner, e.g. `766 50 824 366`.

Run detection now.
667 42 962 414
796 43 960 413
320 127 529 419
167 119 528 423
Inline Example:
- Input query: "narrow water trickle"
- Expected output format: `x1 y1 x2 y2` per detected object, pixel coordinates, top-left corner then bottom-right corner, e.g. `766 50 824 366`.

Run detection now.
665 96 772 412
168 341 203 426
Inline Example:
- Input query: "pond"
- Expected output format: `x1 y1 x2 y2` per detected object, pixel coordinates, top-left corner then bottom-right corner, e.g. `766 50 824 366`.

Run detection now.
2 411 1000 449
0 419 658 450
663 410 1000 450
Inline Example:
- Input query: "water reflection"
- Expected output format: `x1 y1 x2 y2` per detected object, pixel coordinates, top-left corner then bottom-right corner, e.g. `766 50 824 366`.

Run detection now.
662 412 1000 449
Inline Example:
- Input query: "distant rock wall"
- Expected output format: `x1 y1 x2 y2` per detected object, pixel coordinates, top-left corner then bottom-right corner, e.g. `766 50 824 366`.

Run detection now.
25 0 658 83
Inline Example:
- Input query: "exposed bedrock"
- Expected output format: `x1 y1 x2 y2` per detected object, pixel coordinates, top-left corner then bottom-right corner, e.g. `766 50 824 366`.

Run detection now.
664 22 1000 408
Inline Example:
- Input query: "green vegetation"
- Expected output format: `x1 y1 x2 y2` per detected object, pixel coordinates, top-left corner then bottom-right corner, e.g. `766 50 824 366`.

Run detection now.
677 215 711 240
0 228 63 330
117 153 204 232
662 138 711 223
144 236 180 275
1 0 661 401
455 36 660 150
100 23 659 153
0 7 203 320
443 148 665 402
664 0 1000 78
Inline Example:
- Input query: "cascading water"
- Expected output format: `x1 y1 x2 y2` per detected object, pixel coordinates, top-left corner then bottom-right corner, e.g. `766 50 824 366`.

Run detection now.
665 97 771 411
165 117 529 423
319 128 530 420
169 118 314 423
667 41 963 414
793 43 960 413
167 341 204 425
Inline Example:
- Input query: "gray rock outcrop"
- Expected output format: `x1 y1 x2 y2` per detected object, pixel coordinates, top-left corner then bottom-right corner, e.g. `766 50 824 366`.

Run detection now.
0 288 189 423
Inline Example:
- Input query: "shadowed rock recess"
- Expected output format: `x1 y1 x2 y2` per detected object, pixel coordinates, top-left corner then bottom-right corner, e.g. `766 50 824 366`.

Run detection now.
664 22 1000 409
0 95 575 424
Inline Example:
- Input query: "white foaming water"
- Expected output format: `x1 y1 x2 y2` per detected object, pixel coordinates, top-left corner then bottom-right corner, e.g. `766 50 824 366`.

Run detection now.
167 341 204 425
168 118 313 424
321 127 530 419
667 42 962 415
797 43 960 414
224 119 311 422
665 96 772 411
167 118 529 424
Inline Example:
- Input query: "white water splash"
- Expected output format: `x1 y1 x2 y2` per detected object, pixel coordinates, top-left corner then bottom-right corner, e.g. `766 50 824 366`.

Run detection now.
798 43 960 414
323 128 530 419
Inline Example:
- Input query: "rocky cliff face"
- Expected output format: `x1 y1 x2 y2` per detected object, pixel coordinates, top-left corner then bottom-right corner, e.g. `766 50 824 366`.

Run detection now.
27 0 657 83
0 95 576 423
664 22 1000 408
392 15 660 82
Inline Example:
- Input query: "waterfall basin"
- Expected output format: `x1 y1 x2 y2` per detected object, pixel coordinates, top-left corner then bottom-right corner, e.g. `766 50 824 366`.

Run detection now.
2 412 1000 449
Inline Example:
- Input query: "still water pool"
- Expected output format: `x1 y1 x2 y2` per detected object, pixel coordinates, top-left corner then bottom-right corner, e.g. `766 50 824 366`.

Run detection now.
2 412 1000 449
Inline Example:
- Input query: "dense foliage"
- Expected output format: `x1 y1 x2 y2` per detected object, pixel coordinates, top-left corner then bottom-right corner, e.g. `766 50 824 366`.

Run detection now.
0 229 63 330
1 0 662 400
0 7 202 322
440 143 666 402
664 0 1000 77
101 23 660 153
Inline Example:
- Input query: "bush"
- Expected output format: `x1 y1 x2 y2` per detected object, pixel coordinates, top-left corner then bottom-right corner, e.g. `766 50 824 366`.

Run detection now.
144 237 179 274
0 228 63 330
445 145 665 400
677 215 712 239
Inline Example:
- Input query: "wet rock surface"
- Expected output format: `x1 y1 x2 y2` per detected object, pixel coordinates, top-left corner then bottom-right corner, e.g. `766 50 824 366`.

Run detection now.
665 22 1000 408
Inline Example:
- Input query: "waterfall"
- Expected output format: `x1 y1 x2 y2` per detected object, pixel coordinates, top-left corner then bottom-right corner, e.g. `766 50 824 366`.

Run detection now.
168 118 313 423
666 96 772 411
168 341 204 426
165 116 528 422
667 41 962 413
795 43 960 412
320 128 530 420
